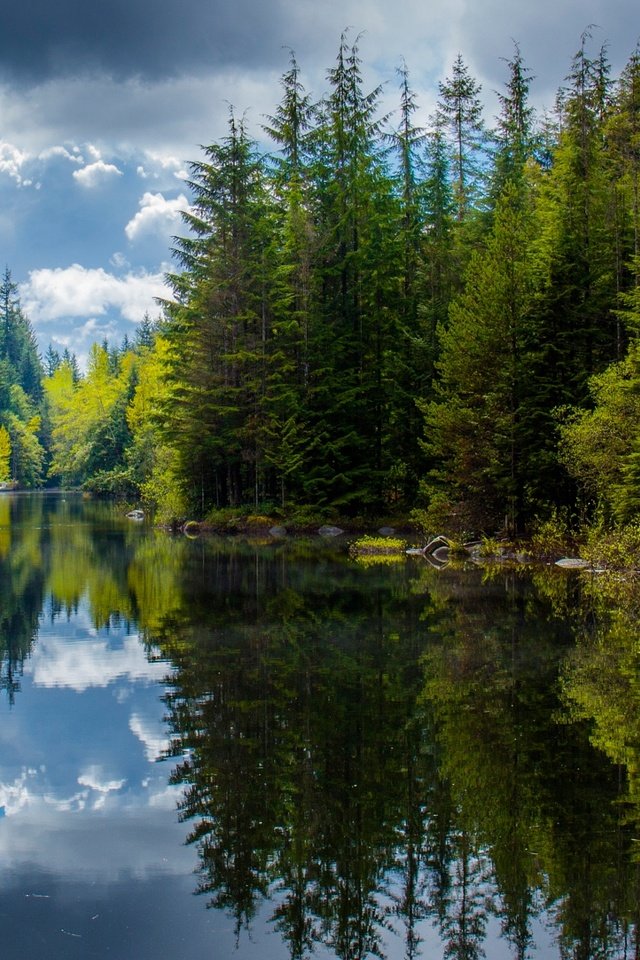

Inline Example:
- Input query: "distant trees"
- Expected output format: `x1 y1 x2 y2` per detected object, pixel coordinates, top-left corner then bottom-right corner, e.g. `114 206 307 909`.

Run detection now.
44 331 160 496
0 268 46 486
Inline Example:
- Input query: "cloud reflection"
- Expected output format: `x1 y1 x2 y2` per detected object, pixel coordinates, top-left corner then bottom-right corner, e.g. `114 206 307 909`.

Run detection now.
0 782 190 882
26 633 170 691
129 712 171 763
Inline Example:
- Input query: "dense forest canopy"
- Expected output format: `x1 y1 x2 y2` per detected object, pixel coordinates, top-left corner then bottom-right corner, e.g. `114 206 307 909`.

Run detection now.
4 32 640 536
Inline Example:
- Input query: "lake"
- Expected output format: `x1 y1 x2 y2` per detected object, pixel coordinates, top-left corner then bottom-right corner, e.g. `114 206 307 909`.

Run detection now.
0 491 638 959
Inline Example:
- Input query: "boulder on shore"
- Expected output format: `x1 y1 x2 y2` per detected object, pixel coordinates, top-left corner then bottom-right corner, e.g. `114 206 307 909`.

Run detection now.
269 525 288 538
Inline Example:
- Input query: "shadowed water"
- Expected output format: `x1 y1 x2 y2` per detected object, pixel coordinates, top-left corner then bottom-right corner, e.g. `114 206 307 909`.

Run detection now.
0 491 638 959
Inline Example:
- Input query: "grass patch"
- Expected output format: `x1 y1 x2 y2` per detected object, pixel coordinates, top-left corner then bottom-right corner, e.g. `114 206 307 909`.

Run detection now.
349 535 407 564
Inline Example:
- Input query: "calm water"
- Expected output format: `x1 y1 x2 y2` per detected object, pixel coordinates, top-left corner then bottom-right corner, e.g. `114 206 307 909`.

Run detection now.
0 492 639 959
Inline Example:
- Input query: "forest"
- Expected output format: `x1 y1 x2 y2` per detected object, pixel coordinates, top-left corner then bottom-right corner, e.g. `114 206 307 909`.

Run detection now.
2 30 640 538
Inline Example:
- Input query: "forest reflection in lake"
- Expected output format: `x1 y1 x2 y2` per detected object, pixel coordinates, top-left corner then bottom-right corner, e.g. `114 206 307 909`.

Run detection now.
0 491 639 959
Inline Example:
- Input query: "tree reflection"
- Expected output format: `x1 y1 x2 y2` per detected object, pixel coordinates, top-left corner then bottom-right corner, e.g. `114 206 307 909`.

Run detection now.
0 493 44 701
155 547 428 958
154 549 640 959
3 494 640 957
558 573 640 958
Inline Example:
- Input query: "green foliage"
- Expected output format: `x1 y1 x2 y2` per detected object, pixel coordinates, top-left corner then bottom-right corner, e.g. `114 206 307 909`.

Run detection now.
0 425 10 482
581 519 640 570
22 38 640 536
437 53 487 220
558 343 640 521
0 269 46 487
529 508 574 558
423 180 540 535
45 345 137 487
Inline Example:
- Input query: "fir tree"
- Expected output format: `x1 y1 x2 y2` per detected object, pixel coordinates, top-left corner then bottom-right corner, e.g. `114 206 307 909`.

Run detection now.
164 108 276 510
437 55 487 221
492 43 536 199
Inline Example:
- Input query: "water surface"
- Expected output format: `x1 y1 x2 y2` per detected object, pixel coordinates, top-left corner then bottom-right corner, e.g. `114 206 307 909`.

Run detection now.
0 492 638 958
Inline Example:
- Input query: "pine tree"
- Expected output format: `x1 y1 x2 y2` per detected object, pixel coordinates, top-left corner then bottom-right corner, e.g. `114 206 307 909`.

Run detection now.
262 50 316 505
529 28 620 419
606 45 640 347
0 267 20 368
383 62 430 502
437 55 487 222
44 344 61 377
424 181 540 534
61 348 80 382
164 108 276 510
0 268 44 401
135 311 157 350
305 33 399 509
491 43 536 200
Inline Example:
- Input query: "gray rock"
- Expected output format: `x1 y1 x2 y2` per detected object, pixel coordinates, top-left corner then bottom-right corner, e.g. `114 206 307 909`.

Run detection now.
378 526 396 536
269 525 288 538
318 525 344 537
555 557 590 569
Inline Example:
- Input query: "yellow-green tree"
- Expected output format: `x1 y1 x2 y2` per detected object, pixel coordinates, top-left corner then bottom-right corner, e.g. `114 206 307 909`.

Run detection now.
0 425 10 482
127 335 187 519
45 344 137 489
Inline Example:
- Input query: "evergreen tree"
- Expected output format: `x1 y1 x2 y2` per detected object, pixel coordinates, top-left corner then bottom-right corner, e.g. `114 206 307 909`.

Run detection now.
423 181 540 534
262 50 316 505
0 267 44 401
384 62 430 502
164 108 276 511
491 43 536 199
606 45 640 348
420 119 457 351
135 311 157 350
0 267 20 368
61 348 80 382
44 344 61 377
437 55 487 222
529 28 620 420
305 33 400 509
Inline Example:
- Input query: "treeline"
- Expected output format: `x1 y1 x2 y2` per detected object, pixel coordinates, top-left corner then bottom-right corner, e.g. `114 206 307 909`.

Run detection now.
5 31 640 534
0 268 48 486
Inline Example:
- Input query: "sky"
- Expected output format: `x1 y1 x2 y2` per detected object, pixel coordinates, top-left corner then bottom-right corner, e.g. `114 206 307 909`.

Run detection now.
0 0 638 366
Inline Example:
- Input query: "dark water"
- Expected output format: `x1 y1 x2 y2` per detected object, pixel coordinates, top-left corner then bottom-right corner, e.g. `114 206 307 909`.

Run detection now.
1 492 639 959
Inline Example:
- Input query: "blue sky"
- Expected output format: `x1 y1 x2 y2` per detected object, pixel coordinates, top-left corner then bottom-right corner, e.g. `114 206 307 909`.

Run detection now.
0 0 638 366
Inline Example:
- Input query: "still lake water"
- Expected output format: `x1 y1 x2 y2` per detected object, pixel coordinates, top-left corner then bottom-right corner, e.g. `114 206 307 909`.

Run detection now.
1 492 639 959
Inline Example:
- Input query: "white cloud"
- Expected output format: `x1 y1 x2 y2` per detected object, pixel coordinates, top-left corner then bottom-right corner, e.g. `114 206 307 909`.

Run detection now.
125 191 189 243
20 263 168 325
0 140 31 186
110 251 130 270
141 151 189 182
73 158 123 187
38 144 83 164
